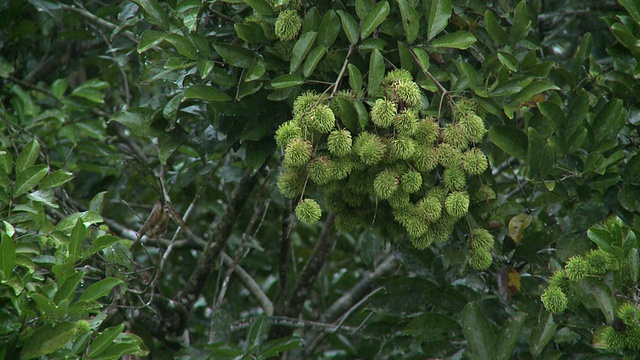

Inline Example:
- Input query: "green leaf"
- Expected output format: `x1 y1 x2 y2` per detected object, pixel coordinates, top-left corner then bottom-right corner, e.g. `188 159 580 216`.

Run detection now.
317 10 340 48
484 9 506 45
184 85 232 101
243 0 273 16
368 49 385 96
303 46 327 78
497 52 518 72
19 321 81 360
620 0 640 24
69 219 86 261
587 228 614 254
511 81 560 105
337 10 359 45
348 64 363 95
528 127 554 180
26 189 57 208
508 0 531 43
354 99 369 128
138 30 166 53
131 0 170 30
529 311 558 357
164 33 198 60
355 0 369 20
412 47 430 72
398 0 420 43
245 54 266 82
489 125 528 160
247 316 269 348
403 312 461 341
109 108 160 138
90 191 107 214
336 97 359 133
39 170 74 190
259 337 304 358
78 277 124 303
213 43 256 68
0 232 15 281
290 31 317 73
581 278 616 323
430 30 476 49
54 271 84 305
426 0 451 40
92 235 122 254
88 324 125 358
14 164 48 198
494 312 527 360
56 211 103 232
15 139 40 175
0 147 13 175
461 302 495 360
270 74 304 89
592 99 626 143
360 1 390 40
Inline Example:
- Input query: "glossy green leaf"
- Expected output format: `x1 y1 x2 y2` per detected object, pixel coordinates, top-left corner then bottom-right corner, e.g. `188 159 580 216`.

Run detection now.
213 43 256 68
335 97 359 133
270 74 304 89
109 108 160 138
90 191 107 214
426 0 451 40
16 139 40 175
245 54 266 81
14 164 48 198
26 189 57 208
0 147 13 175
0 232 15 281
337 10 359 44
78 277 124 303
88 324 125 358
39 170 74 190
247 316 269 348
198 60 215 79
317 10 340 48
290 31 317 73
412 47 430 72
303 46 327 78
462 302 495 360
184 85 232 101
54 271 84 305
243 0 273 16
611 23 640 58
56 211 103 232
360 1 390 40
19 321 81 360
131 0 170 30
398 0 420 43
489 125 528 160
592 99 626 143
259 337 305 358
354 99 369 127
587 228 614 254
530 311 558 357
497 52 518 72
484 9 506 45
235 22 264 44
511 81 560 105
138 30 166 53
528 127 555 179
368 48 385 95
494 312 527 360
348 64 362 95
355 0 369 20
92 235 122 254
69 219 86 261
430 30 476 49
163 33 197 60
581 278 616 323
508 1 531 43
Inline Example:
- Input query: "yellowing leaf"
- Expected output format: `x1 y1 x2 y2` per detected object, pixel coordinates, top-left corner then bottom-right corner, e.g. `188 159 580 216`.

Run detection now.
508 214 532 243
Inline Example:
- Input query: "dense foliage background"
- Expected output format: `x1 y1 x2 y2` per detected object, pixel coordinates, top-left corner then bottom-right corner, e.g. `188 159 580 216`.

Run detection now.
2 0 640 358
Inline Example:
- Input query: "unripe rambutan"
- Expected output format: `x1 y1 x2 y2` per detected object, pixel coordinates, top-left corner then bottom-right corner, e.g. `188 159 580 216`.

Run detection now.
391 137 416 160
445 191 469 219
437 143 463 168
309 156 334 185
462 148 488 175
471 228 494 251
443 167 467 191
330 157 353 180
394 111 418 135
401 171 422 194
388 190 411 209
618 303 638 326
335 213 360 232
275 121 302 148
293 90 322 118
327 129 352 157
277 169 304 198
404 214 429 238
471 184 496 204
284 138 312 169
384 69 413 83
373 169 399 200
468 248 492 270
412 146 439 172
541 286 568 314
443 123 468 150
275 10 302 41
295 198 321 224
549 270 570 290
565 255 589 281
354 132 386 165
308 104 335 133
272 40 294 61
391 78 422 108
459 113 487 144
410 232 435 250
586 249 616 275
416 196 442 222
413 117 439 145
370 99 397 128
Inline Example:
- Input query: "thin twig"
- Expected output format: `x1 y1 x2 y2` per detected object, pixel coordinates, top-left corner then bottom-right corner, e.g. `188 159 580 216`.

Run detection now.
230 316 358 334
59 4 139 43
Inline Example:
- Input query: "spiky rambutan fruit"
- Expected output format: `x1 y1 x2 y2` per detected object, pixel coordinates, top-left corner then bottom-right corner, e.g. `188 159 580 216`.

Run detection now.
354 132 386 165
373 169 398 200
541 286 568 314
283 138 312 169
443 167 467 191
275 121 302 148
370 99 397 128
295 198 321 224
401 171 422 194
462 148 488 175
445 191 469 219
471 228 494 251
275 10 302 41
468 248 492 270
327 129 352 157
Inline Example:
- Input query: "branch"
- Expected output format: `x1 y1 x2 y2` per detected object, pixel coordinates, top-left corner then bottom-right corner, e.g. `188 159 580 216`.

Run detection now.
177 170 260 305
231 316 357 335
274 203 294 315
59 4 139 43
283 214 337 318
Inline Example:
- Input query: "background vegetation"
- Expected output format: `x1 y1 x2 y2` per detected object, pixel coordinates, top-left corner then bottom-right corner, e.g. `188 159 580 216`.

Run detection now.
2 0 640 358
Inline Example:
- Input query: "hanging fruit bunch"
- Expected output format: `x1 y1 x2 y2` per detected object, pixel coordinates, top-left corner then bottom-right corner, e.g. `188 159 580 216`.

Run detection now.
275 69 496 270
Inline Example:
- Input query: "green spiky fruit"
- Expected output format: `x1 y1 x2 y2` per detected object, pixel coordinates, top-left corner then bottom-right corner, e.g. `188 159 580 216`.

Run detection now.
443 167 466 191
277 169 304 198
354 132 386 165
413 117 439 145
283 138 312 169
392 78 422 108
549 270 570 290
370 99 397 128
459 113 487 144
275 10 302 41
295 198 321 224
541 286 568 314
394 111 418 135
472 184 496 204
468 248 492 270
462 148 488 175
445 191 469 219
438 143 463 168
384 69 413 83
472 228 494 251
586 249 615 275
373 169 398 200
327 129 352 157
309 156 334 185
443 123 468 150
308 104 335 133
412 146 439 172
293 90 322 118
401 171 422 194
416 196 442 222
565 255 589 281
275 121 302 148
391 137 416 160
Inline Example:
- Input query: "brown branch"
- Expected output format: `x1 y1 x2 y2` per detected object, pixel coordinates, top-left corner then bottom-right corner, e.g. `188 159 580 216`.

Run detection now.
177 169 260 306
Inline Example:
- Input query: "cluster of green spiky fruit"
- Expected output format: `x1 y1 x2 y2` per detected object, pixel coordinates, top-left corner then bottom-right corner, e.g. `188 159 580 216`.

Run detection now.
597 303 640 352
541 249 617 315
275 69 496 262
